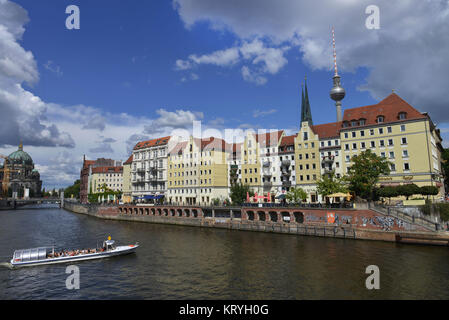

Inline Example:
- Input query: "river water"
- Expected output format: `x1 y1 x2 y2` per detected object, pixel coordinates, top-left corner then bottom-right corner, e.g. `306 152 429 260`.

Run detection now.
0 206 449 299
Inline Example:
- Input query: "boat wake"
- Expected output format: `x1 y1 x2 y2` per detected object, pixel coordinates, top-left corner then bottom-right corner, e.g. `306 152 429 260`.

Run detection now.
0 262 13 269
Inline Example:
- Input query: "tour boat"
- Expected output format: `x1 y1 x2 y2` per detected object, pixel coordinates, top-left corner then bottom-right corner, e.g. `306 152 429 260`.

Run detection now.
10 237 138 268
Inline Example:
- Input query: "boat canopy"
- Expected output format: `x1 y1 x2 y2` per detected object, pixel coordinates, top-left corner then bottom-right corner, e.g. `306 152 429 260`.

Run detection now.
105 240 115 246
13 247 48 262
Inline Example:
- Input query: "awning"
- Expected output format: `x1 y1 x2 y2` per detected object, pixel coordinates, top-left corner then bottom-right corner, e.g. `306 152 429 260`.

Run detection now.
327 192 351 198
144 195 155 200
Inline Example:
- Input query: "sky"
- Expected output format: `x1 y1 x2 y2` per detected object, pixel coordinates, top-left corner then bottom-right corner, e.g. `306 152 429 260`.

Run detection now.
1 0 449 189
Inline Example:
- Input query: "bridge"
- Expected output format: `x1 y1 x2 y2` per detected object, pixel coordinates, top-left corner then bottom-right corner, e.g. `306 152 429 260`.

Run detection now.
0 197 63 209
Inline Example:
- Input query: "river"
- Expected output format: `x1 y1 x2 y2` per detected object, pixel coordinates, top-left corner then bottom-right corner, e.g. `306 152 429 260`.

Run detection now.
0 205 448 299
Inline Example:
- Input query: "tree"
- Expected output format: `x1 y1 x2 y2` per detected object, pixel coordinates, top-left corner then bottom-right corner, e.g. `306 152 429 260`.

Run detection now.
286 187 308 203
346 149 391 201
442 148 449 190
420 185 439 199
397 183 421 200
230 183 254 205
64 179 80 198
316 172 348 198
377 186 400 204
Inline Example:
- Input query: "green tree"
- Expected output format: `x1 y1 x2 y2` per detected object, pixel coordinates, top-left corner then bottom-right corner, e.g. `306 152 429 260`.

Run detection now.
420 185 439 199
286 187 308 203
316 172 348 198
396 183 421 200
346 149 391 201
230 183 254 205
442 148 449 190
377 186 400 204
64 179 80 198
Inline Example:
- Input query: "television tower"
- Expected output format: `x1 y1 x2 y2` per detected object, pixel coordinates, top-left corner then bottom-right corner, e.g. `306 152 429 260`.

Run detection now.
329 27 345 122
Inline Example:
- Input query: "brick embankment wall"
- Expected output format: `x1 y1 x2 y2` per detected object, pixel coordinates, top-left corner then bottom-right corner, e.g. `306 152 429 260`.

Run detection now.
62 202 449 245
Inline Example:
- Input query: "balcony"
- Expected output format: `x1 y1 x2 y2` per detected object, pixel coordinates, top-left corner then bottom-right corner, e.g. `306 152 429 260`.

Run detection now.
282 180 292 187
263 161 271 168
263 169 272 177
281 169 291 176
263 181 272 188
281 159 291 167
322 155 335 163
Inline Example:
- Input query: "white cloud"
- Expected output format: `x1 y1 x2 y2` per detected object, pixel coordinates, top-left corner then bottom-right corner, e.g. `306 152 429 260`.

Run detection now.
253 108 277 118
175 38 290 85
173 0 449 122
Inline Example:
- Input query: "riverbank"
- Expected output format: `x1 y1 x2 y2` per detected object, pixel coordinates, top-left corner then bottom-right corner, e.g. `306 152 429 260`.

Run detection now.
63 201 449 246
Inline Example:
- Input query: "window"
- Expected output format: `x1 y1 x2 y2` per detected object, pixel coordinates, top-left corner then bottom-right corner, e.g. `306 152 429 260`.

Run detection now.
404 163 410 171
360 130 365 137
328 140 332 146
400 124 406 132
402 150 409 158
390 163 396 171
379 140 385 147
370 141 375 148
303 132 308 141
335 140 339 145
321 141 325 147
352 131 356 138
387 126 392 133
379 128 384 134
377 116 384 123
370 129 375 136
389 151 395 159
345 155 350 162
352 143 357 150
380 152 386 158
388 139 394 146
359 119 366 125
398 112 407 120
344 132 349 139
351 120 357 127
345 144 350 151
343 121 349 128
361 142 366 149
401 137 408 145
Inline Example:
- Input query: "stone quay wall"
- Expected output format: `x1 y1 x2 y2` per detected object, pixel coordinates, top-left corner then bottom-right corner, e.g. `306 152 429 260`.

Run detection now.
62 201 449 246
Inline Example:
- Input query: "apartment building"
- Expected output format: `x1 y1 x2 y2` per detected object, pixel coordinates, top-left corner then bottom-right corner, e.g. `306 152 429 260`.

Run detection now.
131 136 170 201
167 136 229 205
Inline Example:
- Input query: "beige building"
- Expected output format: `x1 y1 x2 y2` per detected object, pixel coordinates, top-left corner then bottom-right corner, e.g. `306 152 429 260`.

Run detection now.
122 155 133 203
167 136 229 205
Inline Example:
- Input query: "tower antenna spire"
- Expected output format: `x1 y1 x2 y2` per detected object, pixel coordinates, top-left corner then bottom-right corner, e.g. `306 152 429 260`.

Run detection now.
329 27 345 122
332 26 338 76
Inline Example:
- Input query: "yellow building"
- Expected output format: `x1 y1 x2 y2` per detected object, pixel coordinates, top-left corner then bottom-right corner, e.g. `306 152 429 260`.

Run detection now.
340 93 444 196
167 136 229 205
122 155 133 203
90 166 123 194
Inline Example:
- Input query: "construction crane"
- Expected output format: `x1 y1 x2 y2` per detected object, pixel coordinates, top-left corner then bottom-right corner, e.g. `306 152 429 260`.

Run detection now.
0 155 20 198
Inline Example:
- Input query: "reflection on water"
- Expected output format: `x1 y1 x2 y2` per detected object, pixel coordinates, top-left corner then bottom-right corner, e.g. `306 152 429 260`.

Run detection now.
1 207 449 299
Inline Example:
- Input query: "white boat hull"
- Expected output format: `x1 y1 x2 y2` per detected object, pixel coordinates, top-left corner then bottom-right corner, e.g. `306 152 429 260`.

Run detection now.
10 244 138 268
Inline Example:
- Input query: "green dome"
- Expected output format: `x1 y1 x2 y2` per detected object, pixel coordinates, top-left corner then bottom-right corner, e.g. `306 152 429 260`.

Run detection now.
8 143 33 165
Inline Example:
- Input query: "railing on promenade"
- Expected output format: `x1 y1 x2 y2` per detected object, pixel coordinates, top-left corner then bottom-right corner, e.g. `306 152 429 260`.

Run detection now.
117 202 354 210
240 202 354 209
370 203 439 231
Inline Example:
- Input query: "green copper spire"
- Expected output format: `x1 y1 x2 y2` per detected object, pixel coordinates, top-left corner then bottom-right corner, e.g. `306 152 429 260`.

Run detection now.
301 76 313 125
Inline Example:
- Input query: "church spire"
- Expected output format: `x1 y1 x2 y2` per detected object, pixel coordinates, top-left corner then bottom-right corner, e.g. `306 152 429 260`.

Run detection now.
301 76 313 125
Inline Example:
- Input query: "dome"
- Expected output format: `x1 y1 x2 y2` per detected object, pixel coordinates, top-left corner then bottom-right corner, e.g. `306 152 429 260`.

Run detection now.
8 143 33 165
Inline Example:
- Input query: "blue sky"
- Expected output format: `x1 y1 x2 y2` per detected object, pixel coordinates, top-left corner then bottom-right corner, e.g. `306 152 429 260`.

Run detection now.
15 0 375 127
1 0 448 188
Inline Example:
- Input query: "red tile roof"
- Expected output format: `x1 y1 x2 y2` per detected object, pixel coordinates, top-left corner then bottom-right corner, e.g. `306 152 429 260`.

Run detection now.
91 166 123 174
133 136 170 150
123 155 133 165
254 130 284 147
342 93 426 128
311 122 342 139
279 134 296 146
